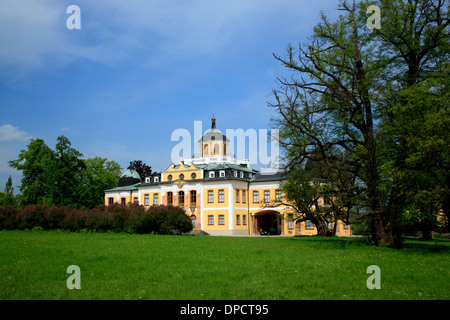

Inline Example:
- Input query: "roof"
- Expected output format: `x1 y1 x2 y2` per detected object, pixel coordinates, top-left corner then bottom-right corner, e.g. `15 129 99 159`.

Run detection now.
105 183 140 192
250 171 287 182
117 167 141 187
195 162 256 173
198 117 230 143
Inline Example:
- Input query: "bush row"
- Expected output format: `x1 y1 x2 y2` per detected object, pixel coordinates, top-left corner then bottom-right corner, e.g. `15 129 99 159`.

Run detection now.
0 204 194 235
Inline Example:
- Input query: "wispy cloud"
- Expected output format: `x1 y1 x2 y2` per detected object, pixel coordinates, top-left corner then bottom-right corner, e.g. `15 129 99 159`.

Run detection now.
0 124 30 141
0 0 338 81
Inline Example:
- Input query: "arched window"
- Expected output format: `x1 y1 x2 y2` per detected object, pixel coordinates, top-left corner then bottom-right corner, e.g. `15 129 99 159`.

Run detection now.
203 144 209 156
190 215 197 227
213 143 219 155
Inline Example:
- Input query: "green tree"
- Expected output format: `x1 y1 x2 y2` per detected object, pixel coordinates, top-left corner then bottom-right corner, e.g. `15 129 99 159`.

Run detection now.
79 157 122 208
270 0 448 247
0 176 16 206
8 138 54 206
361 0 449 241
47 136 86 207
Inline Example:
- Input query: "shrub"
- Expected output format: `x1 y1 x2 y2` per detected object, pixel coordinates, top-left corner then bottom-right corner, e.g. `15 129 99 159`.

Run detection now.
147 205 193 235
61 208 86 232
85 208 112 232
0 206 20 230
18 205 48 230
44 206 69 230
135 212 156 234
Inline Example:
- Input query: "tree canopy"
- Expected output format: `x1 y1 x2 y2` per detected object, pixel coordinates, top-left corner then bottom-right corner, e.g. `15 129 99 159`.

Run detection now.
270 0 449 246
8 136 123 209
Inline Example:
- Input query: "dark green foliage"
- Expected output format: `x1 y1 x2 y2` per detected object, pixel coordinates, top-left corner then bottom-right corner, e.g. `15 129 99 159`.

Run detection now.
8 136 122 209
149 205 194 235
0 204 193 235
0 206 20 230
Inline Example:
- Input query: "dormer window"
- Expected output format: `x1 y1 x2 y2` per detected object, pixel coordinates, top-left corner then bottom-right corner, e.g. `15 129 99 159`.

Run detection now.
154 177 159 182
234 171 238 178
240 172 244 178
145 177 151 183
209 171 215 178
219 170 225 177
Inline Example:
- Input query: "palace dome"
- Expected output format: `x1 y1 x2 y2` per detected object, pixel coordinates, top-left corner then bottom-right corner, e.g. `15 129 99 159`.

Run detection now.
117 167 142 187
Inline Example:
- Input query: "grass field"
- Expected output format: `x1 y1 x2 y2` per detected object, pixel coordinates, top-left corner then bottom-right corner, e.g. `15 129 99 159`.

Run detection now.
0 230 448 300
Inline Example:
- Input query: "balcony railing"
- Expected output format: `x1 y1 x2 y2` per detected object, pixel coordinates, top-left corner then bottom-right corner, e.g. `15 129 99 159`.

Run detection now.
181 153 250 167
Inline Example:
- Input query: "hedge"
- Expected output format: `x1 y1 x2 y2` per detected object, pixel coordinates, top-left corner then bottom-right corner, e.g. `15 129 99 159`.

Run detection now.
0 204 193 235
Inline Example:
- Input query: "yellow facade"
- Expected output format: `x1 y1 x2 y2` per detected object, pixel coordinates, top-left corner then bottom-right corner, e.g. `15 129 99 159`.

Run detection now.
104 116 352 237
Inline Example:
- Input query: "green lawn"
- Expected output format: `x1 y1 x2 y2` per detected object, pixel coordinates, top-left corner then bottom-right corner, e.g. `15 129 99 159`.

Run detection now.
0 230 448 300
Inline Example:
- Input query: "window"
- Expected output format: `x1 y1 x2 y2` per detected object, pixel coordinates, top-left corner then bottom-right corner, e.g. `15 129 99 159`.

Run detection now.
236 189 240 203
179 174 184 180
121 198 126 205
204 144 209 156
134 197 139 204
248 173 252 178
264 190 270 203
218 189 224 203
240 172 244 178
191 172 197 179
167 175 173 181
234 171 238 178
243 214 247 225
253 191 259 203
167 192 173 205
219 215 225 225
236 214 240 225
178 191 185 205
108 197 114 205
145 177 150 183
276 189 282 202
190 190 196 204
191 215 196 227
306 220 314 230
153 193 159 205
154 177 159 182
208 215 214 225
242 190 246 203
144 194 149 206
209 171 215 178
208 190 214 203
288 218 294 230
219 170 225 177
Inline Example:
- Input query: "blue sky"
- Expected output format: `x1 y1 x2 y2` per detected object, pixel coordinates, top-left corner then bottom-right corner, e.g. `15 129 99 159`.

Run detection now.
0 0 341 192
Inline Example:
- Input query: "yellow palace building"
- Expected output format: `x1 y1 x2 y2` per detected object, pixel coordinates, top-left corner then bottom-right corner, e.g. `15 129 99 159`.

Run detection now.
104 117 352 237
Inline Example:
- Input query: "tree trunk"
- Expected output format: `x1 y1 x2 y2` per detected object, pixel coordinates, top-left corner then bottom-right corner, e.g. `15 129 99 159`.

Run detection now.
313 216 330 237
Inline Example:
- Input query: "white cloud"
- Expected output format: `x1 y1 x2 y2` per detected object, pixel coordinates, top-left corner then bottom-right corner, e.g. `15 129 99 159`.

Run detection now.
0 124 29 141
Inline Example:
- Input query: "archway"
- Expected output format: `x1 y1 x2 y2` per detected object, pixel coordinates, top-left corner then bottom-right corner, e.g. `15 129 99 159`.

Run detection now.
253 210 281 235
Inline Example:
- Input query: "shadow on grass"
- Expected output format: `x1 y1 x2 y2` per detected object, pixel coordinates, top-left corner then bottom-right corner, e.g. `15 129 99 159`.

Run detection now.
283 235 450 253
